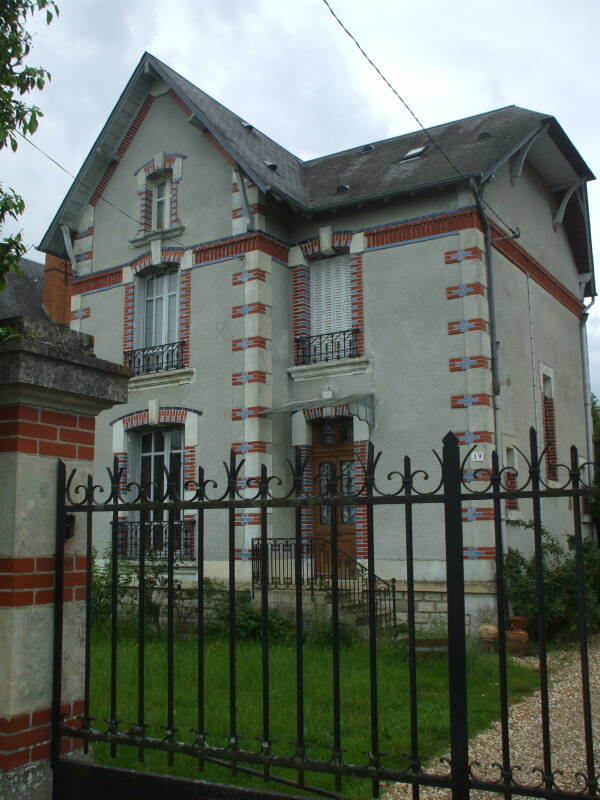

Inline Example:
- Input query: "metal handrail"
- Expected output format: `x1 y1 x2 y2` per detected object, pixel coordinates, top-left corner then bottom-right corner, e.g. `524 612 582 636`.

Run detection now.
251 537 397 628
294 328 360 365
124 340 185 376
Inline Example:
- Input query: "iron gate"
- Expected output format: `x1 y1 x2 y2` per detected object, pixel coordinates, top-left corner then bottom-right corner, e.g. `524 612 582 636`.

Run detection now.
51 429 598 800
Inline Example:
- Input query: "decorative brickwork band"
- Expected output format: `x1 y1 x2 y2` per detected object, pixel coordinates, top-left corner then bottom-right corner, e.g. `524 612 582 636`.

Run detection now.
354 440 369 559
451 394 492 409
300 239 320 258
447 318 489 335
0 701 83 770
232 371 268 385
444 246 483 264
446 282 486 300
194 232 288 266
292 264 310 339
123 284 134 354
179 270 191 367
232 203 266 219
448 355 490 372
349 254 365 356
232 268 267 285
0 557 88 607
137 187 152 234
234 512 262 526
120 407 190 431
365 208 479 249
505 469 519 510
542 395 558 480
462 507 494 522
331 231 353 249
231 407 269 420
232 336 268 351
463 545 496 560
70 268 123 298
70 307 90 322
232 441 267 455
0 405 95 460
231 302 267 318
454 431 494 445
183 447 196 485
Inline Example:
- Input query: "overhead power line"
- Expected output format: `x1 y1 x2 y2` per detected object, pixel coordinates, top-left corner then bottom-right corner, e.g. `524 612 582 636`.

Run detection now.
16 130 190 254
319 0 519 236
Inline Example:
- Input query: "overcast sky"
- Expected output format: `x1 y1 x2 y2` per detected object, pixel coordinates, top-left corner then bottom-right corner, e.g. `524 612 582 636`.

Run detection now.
2 0 600 391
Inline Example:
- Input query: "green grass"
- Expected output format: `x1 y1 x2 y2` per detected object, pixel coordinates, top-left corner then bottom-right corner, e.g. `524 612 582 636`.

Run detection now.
88 625 539 798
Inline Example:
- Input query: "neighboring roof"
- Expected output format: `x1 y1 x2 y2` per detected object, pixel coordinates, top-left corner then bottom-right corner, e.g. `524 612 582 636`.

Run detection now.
0 257 46 322
39 53 595 278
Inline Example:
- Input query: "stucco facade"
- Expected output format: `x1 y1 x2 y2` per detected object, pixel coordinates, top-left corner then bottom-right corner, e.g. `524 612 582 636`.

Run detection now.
39 54 595 605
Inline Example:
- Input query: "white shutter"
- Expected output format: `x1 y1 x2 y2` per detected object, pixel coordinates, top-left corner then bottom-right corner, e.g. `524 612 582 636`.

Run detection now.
310 256 352 335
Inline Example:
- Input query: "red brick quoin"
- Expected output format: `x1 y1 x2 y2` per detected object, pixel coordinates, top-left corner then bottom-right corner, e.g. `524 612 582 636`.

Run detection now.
0 405 95 460
0 557 88 607
0 701 83 770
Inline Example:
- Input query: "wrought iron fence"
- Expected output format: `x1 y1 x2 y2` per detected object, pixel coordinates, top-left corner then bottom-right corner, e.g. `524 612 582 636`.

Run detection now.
52 429 599 800
114 519 195 561
294 327 359 365
251 536 397 628
124 340 184 376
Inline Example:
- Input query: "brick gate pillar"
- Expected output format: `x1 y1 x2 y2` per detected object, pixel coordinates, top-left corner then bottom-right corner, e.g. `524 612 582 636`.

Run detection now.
0 317 129 800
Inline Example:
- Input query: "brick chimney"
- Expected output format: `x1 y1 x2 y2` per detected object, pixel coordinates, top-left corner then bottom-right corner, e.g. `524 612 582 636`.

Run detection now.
42 253 71 325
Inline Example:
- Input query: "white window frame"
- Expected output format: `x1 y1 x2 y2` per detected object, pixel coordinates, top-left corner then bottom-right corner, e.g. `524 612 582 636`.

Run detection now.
152 175 170 232
130 426 184 521
309 255 352 336
134 269 179 350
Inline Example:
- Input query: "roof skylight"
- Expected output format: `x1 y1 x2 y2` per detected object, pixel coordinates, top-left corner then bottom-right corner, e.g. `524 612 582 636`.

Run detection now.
401 145 427 161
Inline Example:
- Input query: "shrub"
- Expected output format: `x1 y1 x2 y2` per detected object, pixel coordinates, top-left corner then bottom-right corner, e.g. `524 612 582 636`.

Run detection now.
504 520 600 640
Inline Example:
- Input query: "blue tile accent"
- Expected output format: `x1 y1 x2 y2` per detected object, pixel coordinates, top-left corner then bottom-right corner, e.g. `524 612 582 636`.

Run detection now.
454 357 477 370
456 320 477 333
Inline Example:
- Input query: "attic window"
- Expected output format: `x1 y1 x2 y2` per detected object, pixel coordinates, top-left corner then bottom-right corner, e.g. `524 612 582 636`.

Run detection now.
243 122 254 131
264 161 277 171
361 144 375 153
336 184 350 193
477 132 492 141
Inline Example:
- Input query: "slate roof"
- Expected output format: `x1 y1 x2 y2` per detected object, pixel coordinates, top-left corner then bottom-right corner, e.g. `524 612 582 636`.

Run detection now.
39 52 594 276
0 257 46 322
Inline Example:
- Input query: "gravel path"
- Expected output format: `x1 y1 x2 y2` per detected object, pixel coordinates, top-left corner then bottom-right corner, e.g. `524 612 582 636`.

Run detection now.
383 639 600 799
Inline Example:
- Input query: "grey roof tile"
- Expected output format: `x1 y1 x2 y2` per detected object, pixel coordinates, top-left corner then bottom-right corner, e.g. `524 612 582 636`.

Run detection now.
0 257 46 322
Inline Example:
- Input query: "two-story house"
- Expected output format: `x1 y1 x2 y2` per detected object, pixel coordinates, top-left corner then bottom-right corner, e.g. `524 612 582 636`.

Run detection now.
38 52 595 618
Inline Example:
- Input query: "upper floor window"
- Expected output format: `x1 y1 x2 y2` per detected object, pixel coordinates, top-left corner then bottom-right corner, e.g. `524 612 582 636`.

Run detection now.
143 271 178 348
295 255 358 365
125 269 184 376
153 177 169 231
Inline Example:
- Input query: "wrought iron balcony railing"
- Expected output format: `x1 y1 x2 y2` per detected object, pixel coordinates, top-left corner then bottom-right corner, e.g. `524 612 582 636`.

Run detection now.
124 341 184 376
114 520 195 561
294 328 359 366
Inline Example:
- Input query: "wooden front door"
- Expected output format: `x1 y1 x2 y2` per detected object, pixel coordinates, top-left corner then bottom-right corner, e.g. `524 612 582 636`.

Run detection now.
312 418 356 563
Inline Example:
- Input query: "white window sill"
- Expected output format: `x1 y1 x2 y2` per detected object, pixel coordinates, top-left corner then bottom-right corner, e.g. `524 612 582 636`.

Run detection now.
128 367 196 390
129 224 185 248
287 356 371 382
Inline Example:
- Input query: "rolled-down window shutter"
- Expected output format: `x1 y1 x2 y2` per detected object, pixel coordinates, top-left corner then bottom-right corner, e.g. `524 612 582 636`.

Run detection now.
310 256 351 335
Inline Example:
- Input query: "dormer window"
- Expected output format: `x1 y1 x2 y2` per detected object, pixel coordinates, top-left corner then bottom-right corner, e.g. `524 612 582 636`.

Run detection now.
153 178 169 231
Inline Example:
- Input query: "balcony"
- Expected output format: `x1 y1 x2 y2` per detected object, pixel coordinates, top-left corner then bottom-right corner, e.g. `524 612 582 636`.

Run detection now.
114 520 195 561
294 328 359 366
124 341 184 376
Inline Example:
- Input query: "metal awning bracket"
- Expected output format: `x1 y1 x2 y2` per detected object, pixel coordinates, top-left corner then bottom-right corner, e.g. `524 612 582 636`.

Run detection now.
553 179 585 230
510 123 549 186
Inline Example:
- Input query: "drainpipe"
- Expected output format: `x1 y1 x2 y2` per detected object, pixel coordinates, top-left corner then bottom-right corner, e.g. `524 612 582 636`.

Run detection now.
579 295 595 487
469 180 503 467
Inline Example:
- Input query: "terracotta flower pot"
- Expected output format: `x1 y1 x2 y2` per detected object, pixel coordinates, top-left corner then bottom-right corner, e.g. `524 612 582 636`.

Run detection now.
505 616 529 655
